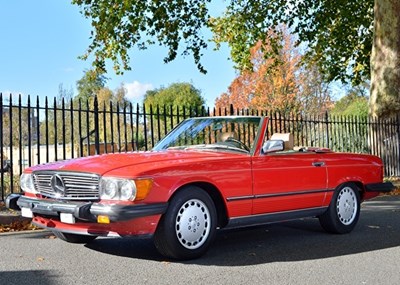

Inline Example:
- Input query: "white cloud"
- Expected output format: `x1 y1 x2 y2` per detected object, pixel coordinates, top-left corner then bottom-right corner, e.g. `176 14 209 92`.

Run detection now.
124 81 153 102
63 67 75 73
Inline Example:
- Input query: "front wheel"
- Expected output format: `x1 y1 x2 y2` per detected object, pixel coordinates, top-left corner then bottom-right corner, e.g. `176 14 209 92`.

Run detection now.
319 183 361 234
53 231 98 243
154 186 217 260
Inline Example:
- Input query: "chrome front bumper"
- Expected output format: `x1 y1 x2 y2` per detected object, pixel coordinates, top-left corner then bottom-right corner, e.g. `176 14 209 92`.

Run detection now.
6 194 168 222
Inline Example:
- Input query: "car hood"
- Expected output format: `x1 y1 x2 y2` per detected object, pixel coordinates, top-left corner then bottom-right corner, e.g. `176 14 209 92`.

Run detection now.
28 150 246 176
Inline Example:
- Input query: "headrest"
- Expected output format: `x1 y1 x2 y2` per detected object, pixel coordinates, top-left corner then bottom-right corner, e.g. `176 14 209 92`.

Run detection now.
270 133 293 150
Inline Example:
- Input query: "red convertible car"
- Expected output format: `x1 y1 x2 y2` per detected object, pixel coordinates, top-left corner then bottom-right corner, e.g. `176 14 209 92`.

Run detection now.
6 116 393 259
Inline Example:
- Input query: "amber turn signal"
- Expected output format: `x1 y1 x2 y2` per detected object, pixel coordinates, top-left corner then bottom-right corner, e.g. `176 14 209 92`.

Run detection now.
97 215 110 224
135 179 153 200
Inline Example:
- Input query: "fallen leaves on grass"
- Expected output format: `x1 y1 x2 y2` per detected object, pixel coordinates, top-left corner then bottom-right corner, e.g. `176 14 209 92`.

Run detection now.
0 219 39 233
0 201 40 233
384 178 400 196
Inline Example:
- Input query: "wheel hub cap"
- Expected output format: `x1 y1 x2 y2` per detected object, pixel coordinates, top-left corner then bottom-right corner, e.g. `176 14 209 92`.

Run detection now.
336 187 357 225
176 199 210 250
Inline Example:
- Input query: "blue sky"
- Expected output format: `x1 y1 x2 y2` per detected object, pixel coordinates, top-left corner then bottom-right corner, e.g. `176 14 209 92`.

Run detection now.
0 1 236 107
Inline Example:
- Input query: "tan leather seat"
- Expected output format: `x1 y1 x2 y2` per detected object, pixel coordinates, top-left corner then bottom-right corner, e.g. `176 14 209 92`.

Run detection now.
270 133 294 151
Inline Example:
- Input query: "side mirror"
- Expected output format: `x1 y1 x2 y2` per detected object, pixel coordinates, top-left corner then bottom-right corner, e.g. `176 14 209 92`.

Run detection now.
262 140 284 154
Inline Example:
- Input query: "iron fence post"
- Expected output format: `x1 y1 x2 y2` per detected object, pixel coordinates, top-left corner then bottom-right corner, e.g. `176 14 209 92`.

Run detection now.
94 96 100 155
325 111 330 149
398 114 400 176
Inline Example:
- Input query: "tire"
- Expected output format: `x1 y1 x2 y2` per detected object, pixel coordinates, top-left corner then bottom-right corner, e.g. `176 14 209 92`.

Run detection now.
154 186 217 260
319 183 361 234
53 231 98 244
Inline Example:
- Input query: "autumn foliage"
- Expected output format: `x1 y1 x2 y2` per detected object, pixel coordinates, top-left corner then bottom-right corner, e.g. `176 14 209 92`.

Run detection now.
215 28 332 115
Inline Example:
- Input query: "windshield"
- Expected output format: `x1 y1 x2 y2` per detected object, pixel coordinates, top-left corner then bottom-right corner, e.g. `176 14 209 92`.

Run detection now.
153 116 263 154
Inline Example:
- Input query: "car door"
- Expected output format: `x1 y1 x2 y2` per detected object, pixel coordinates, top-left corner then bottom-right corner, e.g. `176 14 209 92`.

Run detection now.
251 152 328 215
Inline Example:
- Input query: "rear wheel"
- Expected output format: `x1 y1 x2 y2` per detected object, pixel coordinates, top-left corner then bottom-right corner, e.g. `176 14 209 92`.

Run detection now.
319 183 361 234
53 231 98 243
154 186 217 260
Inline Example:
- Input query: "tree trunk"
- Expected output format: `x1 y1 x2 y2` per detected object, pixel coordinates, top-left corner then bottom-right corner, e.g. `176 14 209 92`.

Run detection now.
370 0 400 118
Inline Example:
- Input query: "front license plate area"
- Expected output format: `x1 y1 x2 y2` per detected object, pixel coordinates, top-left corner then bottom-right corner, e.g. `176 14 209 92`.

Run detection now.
60 213 75 224
21 207 33 218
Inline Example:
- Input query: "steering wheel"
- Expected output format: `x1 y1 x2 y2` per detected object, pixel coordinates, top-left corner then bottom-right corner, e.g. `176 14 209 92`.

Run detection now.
225 137 250 152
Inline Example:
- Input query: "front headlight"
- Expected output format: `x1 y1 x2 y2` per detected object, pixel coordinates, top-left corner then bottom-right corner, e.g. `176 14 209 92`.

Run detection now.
101 179 120 200
100 177 137 201
120 180 136 200
20 173 36 193
99 177 153 201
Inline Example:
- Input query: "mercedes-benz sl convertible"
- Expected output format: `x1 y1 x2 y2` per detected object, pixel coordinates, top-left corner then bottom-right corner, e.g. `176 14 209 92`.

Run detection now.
6 116 393 259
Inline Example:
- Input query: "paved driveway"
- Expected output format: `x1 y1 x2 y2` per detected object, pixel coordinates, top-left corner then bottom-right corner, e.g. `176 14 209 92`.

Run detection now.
1 196 399 285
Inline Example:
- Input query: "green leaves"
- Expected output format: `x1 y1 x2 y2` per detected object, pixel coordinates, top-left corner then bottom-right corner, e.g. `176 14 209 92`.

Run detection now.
143 82 205 115
210 0 373 84
76 69 108 101
73 0 373 85
72 0 211 74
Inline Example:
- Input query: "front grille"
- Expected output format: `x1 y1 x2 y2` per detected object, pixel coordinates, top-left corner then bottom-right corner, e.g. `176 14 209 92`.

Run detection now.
32 171 100 200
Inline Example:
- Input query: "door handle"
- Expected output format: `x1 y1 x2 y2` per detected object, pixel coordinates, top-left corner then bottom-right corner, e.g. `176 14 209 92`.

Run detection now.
312 161 325 167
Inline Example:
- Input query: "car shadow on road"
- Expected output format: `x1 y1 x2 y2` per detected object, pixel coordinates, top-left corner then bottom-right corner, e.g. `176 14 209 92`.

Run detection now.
0 270 58 285
84 196 400 266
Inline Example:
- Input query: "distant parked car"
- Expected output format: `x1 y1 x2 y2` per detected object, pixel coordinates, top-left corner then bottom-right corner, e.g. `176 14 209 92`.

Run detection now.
7 116 393 259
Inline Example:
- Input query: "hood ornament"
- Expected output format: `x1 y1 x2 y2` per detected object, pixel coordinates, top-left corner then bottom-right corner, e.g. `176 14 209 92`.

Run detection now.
50 174 65 197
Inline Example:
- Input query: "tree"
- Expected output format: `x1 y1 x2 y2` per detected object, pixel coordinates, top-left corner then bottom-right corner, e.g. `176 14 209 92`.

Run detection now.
97 84 130 109
80 79 133 152
73 0 399 118
1 95 30 148
215 28 332 115
143 82 205 115
95 84 135 152
75 70 129 111
331 89 369 117
215 28 301 113
298 64 333 116
40 84 74 145
369 1 400 118
72 0 210 74
142 82 205 148
329 86 370 153
76 69 108 101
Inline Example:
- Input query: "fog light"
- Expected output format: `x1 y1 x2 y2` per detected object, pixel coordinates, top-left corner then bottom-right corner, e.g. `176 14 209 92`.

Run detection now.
97 215 110 224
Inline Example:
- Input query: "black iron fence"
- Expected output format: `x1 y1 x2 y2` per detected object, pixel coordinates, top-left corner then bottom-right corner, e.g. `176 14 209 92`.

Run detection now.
1 94 399 200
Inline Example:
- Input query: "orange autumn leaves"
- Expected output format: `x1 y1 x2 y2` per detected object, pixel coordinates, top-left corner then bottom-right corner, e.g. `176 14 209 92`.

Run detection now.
215 28 330 114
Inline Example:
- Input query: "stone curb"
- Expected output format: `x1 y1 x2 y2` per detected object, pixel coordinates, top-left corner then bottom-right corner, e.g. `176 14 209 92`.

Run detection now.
0 212 30 226
0 229 48 236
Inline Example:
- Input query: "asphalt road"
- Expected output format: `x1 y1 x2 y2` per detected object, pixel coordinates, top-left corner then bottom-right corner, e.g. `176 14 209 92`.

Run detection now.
1 196 400 285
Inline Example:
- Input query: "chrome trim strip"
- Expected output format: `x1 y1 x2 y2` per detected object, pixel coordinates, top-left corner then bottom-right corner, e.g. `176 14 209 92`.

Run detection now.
255 188 335 199
226 188 335 202
226 195 254 202
225 206 328 229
